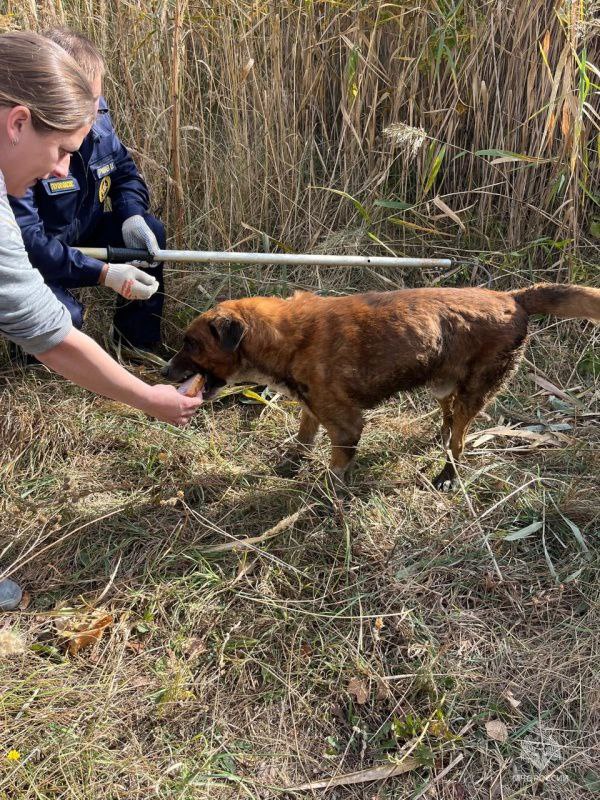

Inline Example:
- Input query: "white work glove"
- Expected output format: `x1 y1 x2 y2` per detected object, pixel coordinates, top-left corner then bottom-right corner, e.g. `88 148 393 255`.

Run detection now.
121 215 160 267
104 263 159 300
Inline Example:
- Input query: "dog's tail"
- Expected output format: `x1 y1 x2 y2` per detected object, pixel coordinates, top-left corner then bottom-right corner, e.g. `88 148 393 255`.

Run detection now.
511 283 600 322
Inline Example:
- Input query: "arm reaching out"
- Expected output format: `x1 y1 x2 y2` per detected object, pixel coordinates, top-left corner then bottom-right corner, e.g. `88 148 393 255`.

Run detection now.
37 328 202 427
1 173 196 425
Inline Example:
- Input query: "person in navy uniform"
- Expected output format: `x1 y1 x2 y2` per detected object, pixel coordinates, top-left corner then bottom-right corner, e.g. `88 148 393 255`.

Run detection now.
9 27 165 354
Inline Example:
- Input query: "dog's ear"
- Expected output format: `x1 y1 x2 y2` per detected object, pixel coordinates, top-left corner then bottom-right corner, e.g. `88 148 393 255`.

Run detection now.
209 314 247 352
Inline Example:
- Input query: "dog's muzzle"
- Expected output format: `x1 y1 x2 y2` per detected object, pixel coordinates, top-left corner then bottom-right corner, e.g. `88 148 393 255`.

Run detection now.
161 357 194 382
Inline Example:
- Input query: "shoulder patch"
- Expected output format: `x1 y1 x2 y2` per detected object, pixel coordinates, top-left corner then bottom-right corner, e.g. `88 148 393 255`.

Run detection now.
98 176 111 203
42 177 80 195
93 161 116 179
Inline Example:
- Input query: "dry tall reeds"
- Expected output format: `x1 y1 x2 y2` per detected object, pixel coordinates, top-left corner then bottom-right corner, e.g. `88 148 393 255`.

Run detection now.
2 0 599 267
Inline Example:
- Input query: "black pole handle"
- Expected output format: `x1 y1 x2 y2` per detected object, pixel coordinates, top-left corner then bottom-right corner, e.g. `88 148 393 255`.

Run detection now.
106 246 156 263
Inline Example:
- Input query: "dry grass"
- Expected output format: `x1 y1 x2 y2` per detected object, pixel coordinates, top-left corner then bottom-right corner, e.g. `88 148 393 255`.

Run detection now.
1 1 600 798
0 313 598 799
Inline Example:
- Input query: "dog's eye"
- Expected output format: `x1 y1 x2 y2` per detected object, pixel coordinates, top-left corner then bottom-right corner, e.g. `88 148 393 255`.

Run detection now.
183 335 197 352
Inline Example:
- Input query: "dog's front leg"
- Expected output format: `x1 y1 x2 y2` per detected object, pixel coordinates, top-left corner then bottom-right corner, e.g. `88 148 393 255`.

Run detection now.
275 408 320 477
323 413 364 481
296 408 320 448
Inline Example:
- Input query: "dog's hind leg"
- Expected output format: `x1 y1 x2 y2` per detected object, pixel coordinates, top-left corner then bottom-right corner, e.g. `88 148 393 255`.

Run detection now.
432 391 487 491
430 380 456 449
432 356 520 491
436 394 455 449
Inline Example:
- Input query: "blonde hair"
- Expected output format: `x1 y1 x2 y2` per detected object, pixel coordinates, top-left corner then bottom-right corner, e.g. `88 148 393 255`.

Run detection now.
43 27 106 81
0 30 96 134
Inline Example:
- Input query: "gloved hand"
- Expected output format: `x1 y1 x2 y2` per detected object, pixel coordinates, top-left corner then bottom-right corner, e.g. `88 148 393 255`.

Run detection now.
122 215 160 266
103 263 159 300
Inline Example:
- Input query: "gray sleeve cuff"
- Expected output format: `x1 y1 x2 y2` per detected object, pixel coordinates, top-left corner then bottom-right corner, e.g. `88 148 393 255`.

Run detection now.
12 314 73 355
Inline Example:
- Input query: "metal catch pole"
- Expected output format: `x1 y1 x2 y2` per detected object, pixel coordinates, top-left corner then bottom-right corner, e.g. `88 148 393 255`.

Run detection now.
76 246 451 270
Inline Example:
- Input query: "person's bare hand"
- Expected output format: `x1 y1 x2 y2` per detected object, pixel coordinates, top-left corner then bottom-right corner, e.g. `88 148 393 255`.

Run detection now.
143 384 202 426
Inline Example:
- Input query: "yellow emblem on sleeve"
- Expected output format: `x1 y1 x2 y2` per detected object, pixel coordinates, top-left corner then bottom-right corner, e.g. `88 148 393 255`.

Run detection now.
98 176 111 203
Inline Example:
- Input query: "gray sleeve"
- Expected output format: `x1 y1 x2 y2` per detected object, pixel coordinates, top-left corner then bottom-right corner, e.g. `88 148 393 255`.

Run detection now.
0 175 72 355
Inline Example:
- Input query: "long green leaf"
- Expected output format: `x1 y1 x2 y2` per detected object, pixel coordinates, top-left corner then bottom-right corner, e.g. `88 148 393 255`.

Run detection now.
309 186 370 223
422 144 446 196
504 521 543 541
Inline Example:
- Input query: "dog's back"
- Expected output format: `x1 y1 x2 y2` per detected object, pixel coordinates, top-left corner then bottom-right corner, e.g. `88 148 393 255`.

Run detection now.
277 287 529 408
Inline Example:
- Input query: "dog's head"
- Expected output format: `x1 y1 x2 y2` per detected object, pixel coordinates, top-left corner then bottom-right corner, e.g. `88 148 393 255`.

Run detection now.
162 304 248 398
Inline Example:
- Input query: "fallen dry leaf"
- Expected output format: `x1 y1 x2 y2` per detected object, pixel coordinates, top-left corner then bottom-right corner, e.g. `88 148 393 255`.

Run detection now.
485 719 508 743
67 615 113 656
288 757 420 791
467 425 569 449
300 642 312 658
347 676 369 705
483 571 501 590
503 689 522 710
375 678 391 701
241 57 255 81
529 373 584 409
54 607 114 656
183 637 207 659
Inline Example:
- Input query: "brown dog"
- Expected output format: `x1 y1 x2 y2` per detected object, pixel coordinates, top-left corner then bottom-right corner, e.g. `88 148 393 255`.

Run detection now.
163 284 600 489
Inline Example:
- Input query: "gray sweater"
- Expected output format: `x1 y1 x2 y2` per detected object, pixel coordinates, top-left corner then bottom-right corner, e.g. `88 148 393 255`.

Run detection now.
0 170 72 354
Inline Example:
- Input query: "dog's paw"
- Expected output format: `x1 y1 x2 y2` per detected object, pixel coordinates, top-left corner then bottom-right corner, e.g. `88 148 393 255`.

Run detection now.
273 453 303 478
433 476 460 492
315 483 349 518
431 465 459 492
323 469 352 499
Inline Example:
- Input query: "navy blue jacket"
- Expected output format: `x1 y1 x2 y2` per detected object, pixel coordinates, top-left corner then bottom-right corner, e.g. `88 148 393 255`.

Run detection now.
9 98 150 287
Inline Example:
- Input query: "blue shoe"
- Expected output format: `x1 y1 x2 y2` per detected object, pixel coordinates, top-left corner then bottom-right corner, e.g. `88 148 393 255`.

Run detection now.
0 579 23 611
